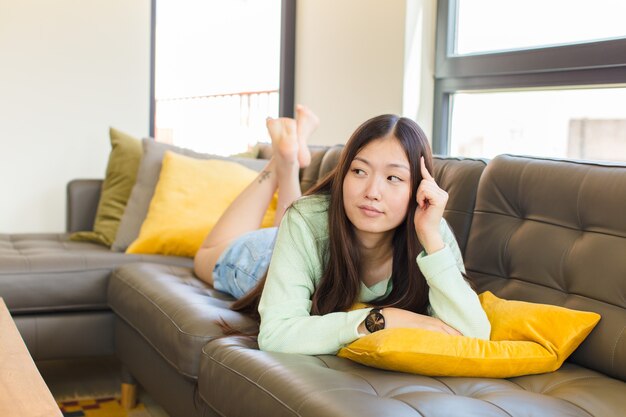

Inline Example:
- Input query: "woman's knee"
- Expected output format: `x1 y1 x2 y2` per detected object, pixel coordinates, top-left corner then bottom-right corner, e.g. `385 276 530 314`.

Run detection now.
194 241 233 285
194 248 216 285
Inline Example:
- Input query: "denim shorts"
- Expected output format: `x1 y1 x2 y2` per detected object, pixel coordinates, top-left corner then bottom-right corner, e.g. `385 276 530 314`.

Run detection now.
212 227 278 299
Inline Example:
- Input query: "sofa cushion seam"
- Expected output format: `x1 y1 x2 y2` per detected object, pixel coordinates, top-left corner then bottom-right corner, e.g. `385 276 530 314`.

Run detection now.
473 209 626 240
575 168 591 229
204 354 299 416
611 326 625 371
381 397 426 417
542 375 605 392
1 267 117 276
549 397 595 417
473 399 513 417
111 267 219 339
431 377 456 395
315 356 382 397
465 272 626 311
114 310 200 380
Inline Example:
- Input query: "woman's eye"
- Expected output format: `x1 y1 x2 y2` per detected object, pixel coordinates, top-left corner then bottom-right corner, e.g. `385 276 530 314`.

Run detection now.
352 168 365 176
388 175 402 182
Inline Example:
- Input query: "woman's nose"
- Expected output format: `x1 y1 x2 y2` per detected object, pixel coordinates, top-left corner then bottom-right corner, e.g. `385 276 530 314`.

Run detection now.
365 178 382 201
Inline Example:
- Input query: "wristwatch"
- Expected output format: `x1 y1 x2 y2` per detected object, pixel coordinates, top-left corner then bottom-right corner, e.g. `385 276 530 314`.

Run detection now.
365 308 385 333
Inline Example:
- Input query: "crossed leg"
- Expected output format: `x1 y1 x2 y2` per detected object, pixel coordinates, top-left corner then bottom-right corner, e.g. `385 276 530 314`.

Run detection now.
193 106 319 286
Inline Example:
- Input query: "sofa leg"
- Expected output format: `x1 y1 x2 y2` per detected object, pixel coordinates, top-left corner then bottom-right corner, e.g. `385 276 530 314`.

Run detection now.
120 366 137 409
121 383 137 409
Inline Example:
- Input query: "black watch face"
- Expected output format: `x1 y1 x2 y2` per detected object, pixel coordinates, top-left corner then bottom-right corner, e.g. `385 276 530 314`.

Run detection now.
366 311 385 333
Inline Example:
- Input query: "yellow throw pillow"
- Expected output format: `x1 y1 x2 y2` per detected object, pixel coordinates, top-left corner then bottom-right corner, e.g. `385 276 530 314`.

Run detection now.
70 128 142 246
337 291 600 378
126 151 276 257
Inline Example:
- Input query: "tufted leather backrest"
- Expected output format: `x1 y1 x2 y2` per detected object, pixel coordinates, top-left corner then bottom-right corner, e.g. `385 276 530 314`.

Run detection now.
465 154 626 381
433 157 486 255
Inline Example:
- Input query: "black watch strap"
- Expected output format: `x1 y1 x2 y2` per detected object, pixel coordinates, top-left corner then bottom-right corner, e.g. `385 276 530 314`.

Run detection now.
365 308 385 333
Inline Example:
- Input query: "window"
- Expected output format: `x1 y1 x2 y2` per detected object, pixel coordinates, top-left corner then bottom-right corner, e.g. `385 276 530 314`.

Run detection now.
150 0 295 155
450 88 626 161
433 0 626 161
455 0 626 55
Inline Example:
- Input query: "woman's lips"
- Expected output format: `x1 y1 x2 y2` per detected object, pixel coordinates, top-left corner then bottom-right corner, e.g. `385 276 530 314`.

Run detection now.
358 205 383 217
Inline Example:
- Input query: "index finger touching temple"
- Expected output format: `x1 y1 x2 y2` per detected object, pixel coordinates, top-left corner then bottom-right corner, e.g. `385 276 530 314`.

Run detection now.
420 156 434 181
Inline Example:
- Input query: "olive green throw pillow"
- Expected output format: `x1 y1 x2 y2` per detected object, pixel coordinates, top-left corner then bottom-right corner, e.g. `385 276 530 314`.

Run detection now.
70 128 142 246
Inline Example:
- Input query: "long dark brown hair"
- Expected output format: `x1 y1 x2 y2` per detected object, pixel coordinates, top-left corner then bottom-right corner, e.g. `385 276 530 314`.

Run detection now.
228 114 433 325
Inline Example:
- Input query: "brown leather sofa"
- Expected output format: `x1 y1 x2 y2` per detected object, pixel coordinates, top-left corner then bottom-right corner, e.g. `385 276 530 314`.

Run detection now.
1 145 625 417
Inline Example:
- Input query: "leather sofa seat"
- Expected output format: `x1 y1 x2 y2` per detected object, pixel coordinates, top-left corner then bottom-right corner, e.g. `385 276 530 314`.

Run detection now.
200 337 626 417
0 233 191 313
108 263 255 379
0 233 194 360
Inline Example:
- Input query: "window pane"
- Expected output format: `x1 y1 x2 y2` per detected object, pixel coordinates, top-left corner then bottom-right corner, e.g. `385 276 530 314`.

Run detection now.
450 88 626 162
155 0 281 155
455 0 626 55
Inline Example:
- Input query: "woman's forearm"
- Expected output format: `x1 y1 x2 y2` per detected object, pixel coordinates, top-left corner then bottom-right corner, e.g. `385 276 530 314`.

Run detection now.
417 246 491 339
258 304 370 354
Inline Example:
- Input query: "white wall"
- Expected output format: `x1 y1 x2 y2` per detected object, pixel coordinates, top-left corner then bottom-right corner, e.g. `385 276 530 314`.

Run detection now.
295 0 437 146
1 0 436 232
403 0 437 139
0 0 151 233
295 0 407 146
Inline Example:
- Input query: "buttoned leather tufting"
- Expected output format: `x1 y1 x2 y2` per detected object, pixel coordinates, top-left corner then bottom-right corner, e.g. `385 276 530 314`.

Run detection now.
465 155 626 382
200 336 626 417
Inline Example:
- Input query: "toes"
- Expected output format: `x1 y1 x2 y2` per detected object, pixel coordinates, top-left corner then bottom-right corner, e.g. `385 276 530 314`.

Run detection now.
295 105 320 129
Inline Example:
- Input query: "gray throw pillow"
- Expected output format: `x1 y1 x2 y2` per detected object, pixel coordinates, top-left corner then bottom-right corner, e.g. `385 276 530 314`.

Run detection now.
111 139 269 252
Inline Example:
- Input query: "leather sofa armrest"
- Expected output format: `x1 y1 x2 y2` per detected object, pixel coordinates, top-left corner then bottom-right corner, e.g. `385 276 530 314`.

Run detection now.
66 179 103 233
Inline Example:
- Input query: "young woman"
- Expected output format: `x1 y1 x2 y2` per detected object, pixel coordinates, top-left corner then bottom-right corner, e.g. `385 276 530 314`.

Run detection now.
194 107 491 355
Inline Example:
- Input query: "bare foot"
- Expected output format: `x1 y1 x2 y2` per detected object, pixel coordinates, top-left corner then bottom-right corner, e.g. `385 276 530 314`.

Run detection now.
266 117 298 165
295 105 320 168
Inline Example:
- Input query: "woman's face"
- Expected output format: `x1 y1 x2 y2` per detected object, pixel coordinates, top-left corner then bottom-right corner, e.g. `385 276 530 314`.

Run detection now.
342 135 412 243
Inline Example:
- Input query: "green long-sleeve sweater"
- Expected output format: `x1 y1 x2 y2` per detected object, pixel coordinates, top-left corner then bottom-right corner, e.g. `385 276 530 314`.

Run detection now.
258 195 491 355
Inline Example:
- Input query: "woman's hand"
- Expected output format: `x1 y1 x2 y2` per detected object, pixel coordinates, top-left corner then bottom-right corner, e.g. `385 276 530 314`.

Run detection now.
360 307 461 336
414 156 448 254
